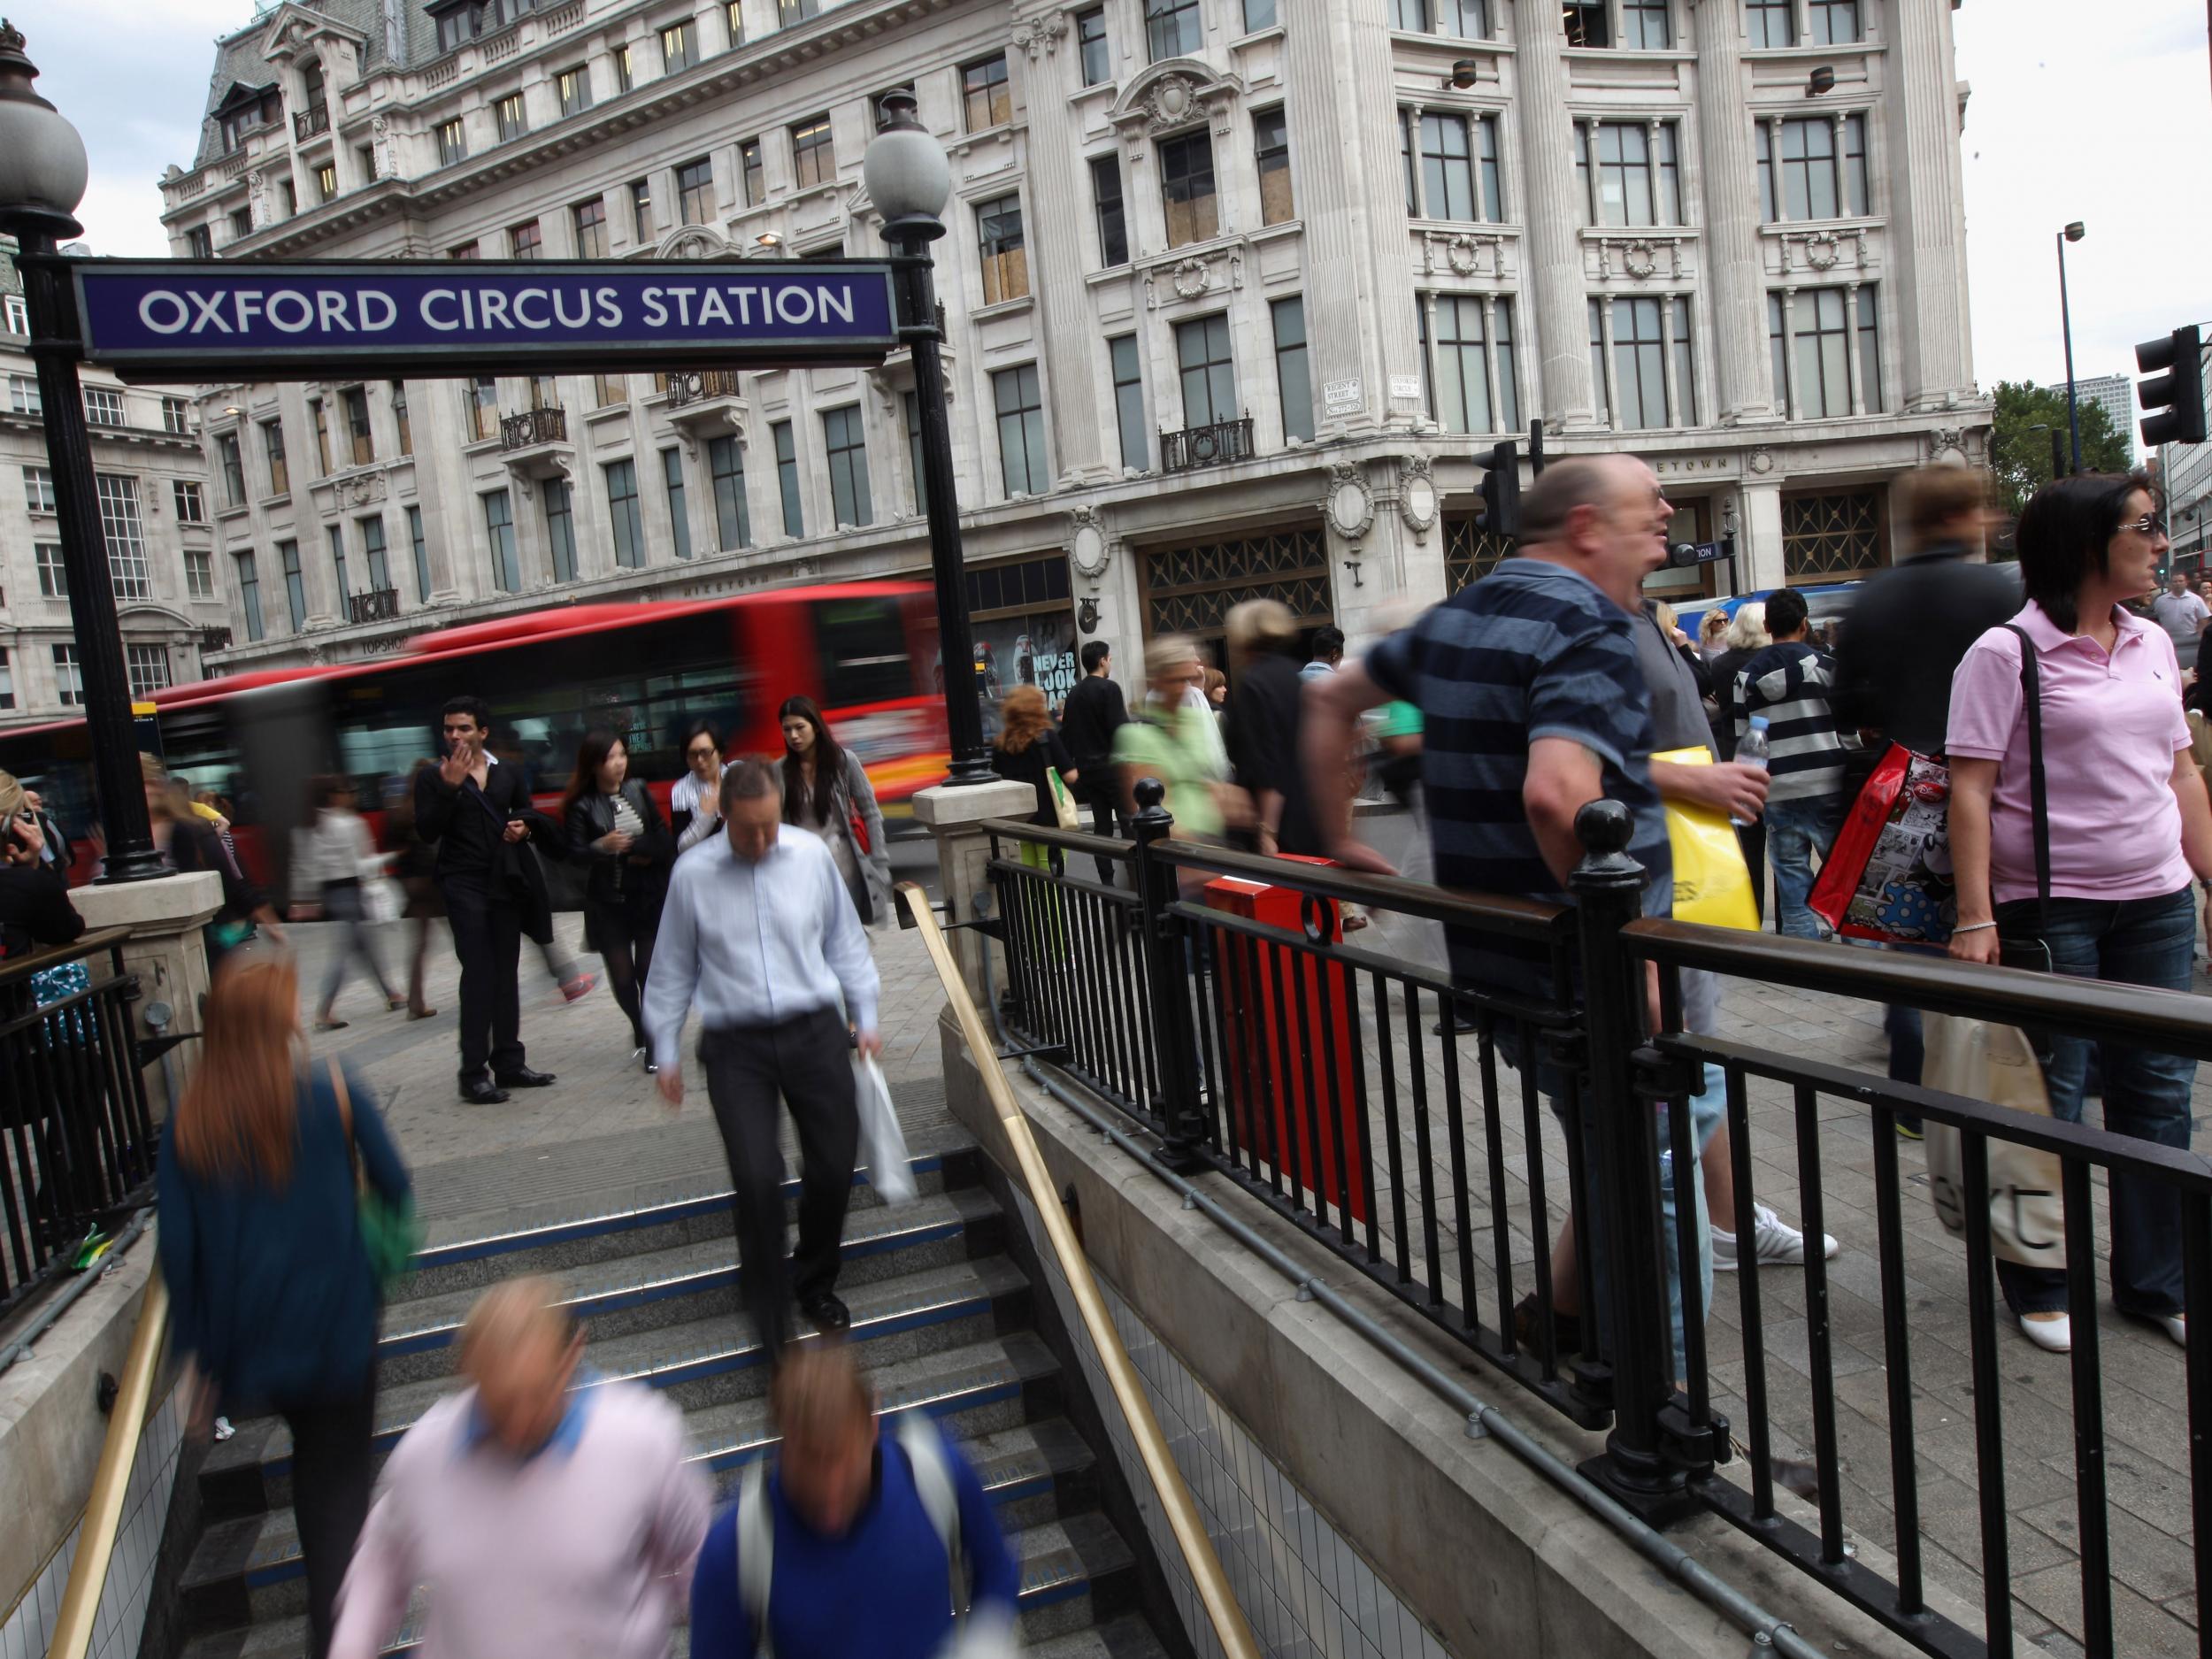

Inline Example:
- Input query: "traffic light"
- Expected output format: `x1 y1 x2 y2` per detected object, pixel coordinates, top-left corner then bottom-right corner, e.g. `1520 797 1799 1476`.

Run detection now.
1478 440 1520 541
2136 325 2207 448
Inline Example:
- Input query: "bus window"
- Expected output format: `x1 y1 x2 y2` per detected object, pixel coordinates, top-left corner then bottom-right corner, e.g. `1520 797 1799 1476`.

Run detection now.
814 596 915 709
161 711 249 820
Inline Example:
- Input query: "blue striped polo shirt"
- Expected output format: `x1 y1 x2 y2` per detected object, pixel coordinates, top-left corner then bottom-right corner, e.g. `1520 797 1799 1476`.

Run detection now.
1367 558 1671 1001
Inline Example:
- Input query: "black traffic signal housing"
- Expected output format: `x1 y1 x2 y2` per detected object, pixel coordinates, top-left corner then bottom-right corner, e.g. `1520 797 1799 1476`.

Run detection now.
1478 440 1520 541
2136 326 2208 449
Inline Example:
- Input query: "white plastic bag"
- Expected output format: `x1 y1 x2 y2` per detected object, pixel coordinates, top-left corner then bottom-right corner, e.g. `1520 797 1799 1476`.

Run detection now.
361 877 403 926
856 1056 916 1206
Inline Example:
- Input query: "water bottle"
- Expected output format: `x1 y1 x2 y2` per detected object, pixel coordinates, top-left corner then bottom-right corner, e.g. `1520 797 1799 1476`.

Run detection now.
1732 717 1770 827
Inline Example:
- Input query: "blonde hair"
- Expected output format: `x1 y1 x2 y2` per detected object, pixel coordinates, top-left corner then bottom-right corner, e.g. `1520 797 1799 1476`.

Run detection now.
1225 597 1298 657
1143 634 1201 680
1724 603 1770 652
0 771 23 827
458 1277 578 1371
1698 610 1729 644
1654 602 1680 635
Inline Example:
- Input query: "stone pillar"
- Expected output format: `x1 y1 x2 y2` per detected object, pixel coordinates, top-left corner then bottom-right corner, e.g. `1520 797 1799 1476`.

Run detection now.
1512 0 1595 430
1011 12 1107 484
70 871 223 1121
1886 0 1972 409
1740 476 1787 590
915 779 1047 1005
1689 0 1774 425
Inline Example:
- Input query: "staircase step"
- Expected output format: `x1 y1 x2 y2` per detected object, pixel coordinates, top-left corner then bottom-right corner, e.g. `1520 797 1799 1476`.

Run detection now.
377 1186 1002 1382
1026 1613 1176 1659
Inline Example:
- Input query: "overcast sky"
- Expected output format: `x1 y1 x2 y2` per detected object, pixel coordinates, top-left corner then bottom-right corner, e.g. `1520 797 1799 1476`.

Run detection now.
22 0 2212 398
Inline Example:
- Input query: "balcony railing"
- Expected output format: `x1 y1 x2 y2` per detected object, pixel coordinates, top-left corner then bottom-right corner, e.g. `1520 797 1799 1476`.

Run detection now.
347 588 400 626
199 626 233 653
664 370 746 409
500 406 567 449
1161 414 1255 475
294 105 330 141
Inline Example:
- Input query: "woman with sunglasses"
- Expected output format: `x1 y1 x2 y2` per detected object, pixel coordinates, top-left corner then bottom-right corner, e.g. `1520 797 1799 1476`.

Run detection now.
1947 473 2212 1354
670 720 730 854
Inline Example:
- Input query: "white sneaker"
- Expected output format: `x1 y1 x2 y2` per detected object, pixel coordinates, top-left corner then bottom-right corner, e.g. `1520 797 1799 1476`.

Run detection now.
1712 1202 1839 1271
2020 1311 2072 1353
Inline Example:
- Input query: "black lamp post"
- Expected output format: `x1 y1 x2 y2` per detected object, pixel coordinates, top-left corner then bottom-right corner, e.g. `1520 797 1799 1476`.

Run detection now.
0 20 163 880
863 91 995 787
2057 221 2086 476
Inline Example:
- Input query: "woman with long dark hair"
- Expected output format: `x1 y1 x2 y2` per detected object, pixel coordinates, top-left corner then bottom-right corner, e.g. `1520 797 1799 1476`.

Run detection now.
670 718 729 854
563 731 672 1071
157 953 410 1659
1948 472 2212 1353
779 695 889 924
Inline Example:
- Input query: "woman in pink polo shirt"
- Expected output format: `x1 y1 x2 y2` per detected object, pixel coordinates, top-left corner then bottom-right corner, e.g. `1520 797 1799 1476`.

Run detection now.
1946 474 2212 1353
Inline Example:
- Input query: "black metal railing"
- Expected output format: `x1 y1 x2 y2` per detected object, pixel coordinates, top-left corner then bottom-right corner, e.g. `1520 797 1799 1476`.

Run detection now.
0 930 157 1318
294 105 330 141
979 784 2212 1659
499 405 567 449
665 369 745 409
347 587 400 625
1161 414 1255 474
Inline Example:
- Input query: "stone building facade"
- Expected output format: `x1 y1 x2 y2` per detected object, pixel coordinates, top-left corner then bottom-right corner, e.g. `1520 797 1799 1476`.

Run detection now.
0 243 225 729
159 0 1987 687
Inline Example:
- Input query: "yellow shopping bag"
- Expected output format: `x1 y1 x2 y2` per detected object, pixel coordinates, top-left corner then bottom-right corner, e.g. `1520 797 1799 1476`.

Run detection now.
1652 746 1759 931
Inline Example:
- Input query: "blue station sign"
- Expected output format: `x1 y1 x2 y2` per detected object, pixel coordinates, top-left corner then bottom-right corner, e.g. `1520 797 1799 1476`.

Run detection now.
69 258 902 380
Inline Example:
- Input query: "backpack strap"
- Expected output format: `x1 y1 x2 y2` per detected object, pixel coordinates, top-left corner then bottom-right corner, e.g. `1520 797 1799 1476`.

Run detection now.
895 1415 968 1624
736 1461 775 1659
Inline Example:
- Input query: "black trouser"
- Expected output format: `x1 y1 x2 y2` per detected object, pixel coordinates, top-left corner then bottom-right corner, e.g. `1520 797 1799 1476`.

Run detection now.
277 1383 377 1659
1082 784 1119 885
701 1006 859 1358
442 874 524 1080
588 893 660 1048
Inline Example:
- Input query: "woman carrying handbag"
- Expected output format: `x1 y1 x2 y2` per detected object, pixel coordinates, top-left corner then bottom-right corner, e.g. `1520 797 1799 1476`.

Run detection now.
1946 473 2212 1353
779 695 891 926
563 732 674 1072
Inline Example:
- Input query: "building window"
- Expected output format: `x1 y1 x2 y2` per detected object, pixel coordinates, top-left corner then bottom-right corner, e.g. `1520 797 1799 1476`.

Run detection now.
725 0 744 44
509 219 543 259
173 479 206 524
361 515 391 593
408 504 431 602
601 459 643 568
261 419 290 495
187 225 214 259
449 240 481 259
1588 297 1611 424
7 373 35 415
1391 0 1431 27
1786 287 1851 419
35 542 65 597
963 54 1011 132
1078 7 1110 83
592 373 625 408
1090 156 1129 266
978 195 1029 304
357 142 379 183
1806 0 1860 42
480 489 519 592
342 385 374 465
1620 0 1670 47
902 394 928 516
1244 0 1277 26
1146 0 1202 59
994 365 1049 497
186 548 215 599
1175 312 1236 428
391 380 412 455
1757 113 1869 222
0 649 11 711
437 118 467 166
1407 111 1502 222
658 448 694 560
229 207 253 242
84 387 125 426
237 552 265 640
1431 295 1500 434
709 434 752 549
310 397 333 475
557 63 592 117
329 523 350 598
791 116 833 188
1562 0 1609 46
1747 0 1793 47
315 163 338 204
736 139 765 207
53 644 84 708
624 180 654 246
609 42 634 91
1577 120 1681 226
661 19 695 72
494 90 528 142
125 644 170 699
216 434 245 506
162 395 189 434
822 406 872 528
1254 108 1294 225
280 539 306 629
1110 334 1148 470
1159 130 1218 248
557 201 603 266
676 156 715 226
1271 296 1313 443
780 0 821 23
1609 296 1669 429
542 479 578 583
1857 285 1881 413
24 465 56 514
772 420 804 536
468 375 498 442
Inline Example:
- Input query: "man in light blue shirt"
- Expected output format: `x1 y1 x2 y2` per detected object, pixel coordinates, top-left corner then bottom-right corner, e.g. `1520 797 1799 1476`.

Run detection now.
647 759 882 1360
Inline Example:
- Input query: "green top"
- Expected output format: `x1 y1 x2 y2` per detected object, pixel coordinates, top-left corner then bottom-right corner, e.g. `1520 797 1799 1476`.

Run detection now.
1112 705 1225 841
1374 700 1424 740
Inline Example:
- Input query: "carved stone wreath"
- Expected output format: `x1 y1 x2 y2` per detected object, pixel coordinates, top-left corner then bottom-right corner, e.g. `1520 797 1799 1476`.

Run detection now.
1619 240 1660 280
1067 506 1110 580
1143 73 1203 133
1747 446 1776 476
1397 454 1438 534
1325 462 1375 542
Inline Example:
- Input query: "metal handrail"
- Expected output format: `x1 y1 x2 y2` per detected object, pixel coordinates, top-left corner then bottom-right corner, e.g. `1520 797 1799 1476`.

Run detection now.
898 881 1263 1659
43 1273 169 1659
0 926 132 991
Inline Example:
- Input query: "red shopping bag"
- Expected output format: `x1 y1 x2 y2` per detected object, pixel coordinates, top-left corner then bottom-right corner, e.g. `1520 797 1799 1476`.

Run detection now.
1808 744 1957 945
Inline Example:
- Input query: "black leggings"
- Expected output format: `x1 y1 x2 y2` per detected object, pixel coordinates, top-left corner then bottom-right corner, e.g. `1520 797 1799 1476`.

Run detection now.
589 895 660 1048
278 1384 377 1659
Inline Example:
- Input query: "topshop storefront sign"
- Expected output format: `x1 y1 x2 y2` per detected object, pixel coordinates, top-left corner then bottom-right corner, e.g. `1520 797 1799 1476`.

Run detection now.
71 259 901 380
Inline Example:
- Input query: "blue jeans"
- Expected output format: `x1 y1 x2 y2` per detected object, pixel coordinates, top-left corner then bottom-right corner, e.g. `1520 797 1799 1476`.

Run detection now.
1996 887 2198 1317
1764 795 1844 941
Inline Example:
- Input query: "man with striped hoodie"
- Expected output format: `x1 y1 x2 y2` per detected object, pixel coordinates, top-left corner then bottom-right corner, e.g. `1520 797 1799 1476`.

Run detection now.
1733 587 1848 940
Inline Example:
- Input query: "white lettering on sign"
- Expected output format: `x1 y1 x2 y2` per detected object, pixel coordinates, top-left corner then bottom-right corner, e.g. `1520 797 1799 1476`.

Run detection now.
1324 377 1363 413
139 287 403 336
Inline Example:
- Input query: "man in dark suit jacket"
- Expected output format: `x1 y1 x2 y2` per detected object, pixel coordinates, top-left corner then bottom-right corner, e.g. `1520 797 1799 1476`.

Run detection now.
412 695 561 1103
1056 641 1130 883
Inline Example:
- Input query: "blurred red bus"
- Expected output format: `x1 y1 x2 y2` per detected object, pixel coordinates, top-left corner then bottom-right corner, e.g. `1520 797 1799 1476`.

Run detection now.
0 582 945 896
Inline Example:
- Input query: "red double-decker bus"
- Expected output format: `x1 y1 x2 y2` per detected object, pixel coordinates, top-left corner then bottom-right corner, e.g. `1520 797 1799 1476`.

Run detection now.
0 582 945 896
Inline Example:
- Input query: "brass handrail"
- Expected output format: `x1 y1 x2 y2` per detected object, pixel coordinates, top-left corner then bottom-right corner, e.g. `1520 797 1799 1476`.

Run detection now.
45 1274 170 1659
898 883 1262 1659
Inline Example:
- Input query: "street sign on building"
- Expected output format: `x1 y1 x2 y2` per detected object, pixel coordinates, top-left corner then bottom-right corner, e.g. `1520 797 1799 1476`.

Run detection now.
70 258 901 380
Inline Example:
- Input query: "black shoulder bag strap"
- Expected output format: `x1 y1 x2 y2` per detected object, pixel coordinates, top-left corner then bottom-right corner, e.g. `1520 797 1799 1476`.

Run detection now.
2001 623 2054 964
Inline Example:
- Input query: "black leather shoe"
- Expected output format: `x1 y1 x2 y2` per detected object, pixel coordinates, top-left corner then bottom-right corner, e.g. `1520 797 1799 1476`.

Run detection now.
494 1066 557 1088
801 1294 851 1334
460 1074 510 1105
